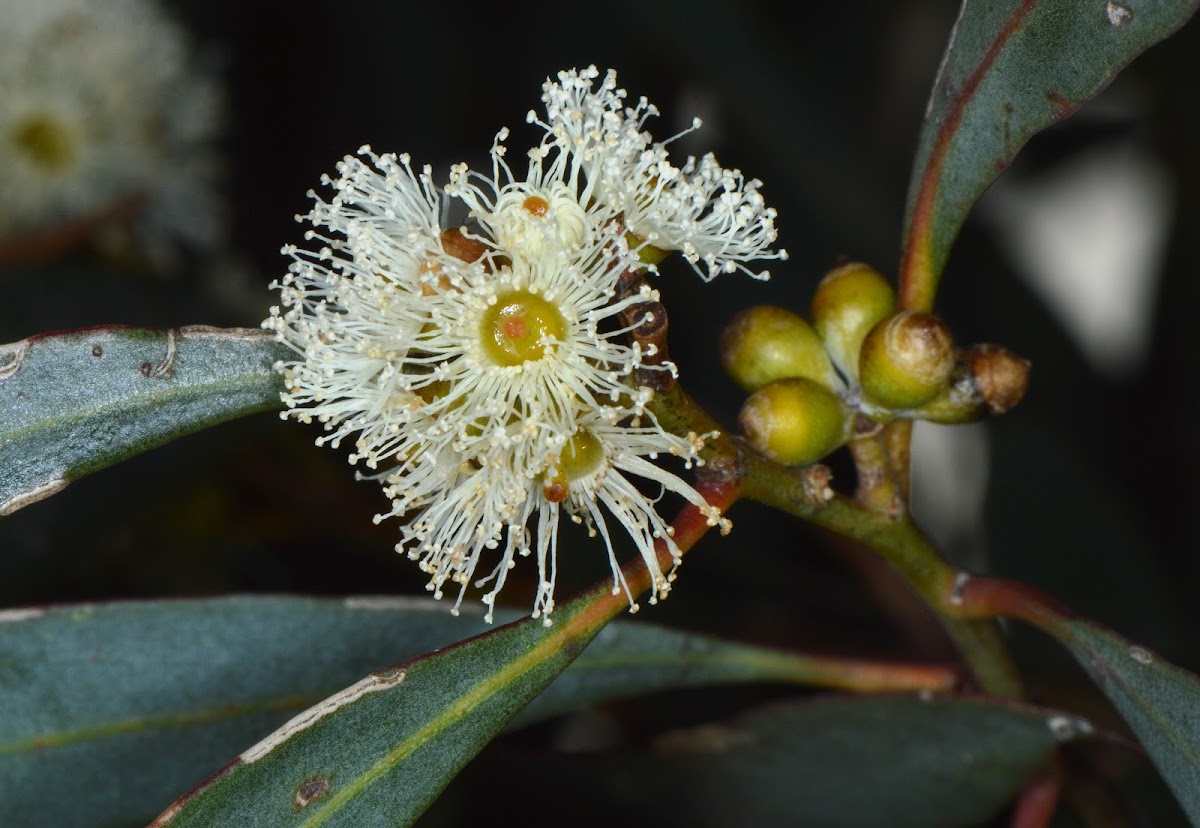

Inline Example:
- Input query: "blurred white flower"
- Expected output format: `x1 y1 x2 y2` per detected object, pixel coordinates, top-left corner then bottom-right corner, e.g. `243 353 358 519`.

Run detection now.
266 129 733 622
531 65 787 280
0 0 223 264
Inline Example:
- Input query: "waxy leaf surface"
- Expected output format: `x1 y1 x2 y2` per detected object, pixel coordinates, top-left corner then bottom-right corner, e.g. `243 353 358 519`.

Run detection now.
1054 618 1200 823
0 326 289 516
542 695 1091 828
900 0 1198 307
0 595 941 827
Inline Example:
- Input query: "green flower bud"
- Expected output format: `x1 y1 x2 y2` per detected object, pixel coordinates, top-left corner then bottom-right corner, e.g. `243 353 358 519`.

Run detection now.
810 262 896 381
858 310 954 410
720 305 837 392
739 377 850 466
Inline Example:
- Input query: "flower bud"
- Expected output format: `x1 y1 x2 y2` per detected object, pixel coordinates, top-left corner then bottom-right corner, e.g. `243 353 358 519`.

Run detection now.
911 344 1031 423
739 377 850 466
810 262 896 381
720 305 837 392
858 310 954 410
968 344 1030 414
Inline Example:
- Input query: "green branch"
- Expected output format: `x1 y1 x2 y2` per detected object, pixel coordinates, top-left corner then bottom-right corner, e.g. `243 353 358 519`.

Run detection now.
650 382 1023 699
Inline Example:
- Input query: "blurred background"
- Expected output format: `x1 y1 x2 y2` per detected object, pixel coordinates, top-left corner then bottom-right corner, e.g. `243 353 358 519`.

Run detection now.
2 1 1199 823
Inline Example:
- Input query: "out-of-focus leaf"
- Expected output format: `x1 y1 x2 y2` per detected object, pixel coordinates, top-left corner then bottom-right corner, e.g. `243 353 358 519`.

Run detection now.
537 695 1094 828
0 325 288 516
1049 618 1200 824
0 597 483 828
516 617 955 727
0 596 950 828
900 0 1198 308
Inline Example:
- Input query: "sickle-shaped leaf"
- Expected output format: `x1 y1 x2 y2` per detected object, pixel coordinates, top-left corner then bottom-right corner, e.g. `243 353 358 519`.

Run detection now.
144 592 608 827
524 694 1100 828
1048 618 1200 823
899 0 1198 309
0 595 953 827
0 325 288 516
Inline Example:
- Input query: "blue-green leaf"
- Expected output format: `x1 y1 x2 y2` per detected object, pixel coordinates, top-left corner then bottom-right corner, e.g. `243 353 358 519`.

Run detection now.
1053 618 1200 824
0 326 288 516
535 694 1094 828
900 0 1198 308
0 595 949 827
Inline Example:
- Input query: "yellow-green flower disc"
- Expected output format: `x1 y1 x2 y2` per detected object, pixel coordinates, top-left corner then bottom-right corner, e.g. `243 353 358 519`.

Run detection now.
738 377 849 466
810 262 895 381
720 305 837 392
13 114 76 172
479 290 568 366
858 310 955 410
543 428 606 502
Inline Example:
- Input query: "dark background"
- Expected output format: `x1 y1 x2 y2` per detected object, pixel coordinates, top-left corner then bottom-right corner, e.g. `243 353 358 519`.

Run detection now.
3 1 1199 824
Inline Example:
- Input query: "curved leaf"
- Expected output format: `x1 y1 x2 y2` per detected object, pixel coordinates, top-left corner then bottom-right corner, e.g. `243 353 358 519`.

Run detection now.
516 616 955 727
1052 618 1200 824
899 0 1198 309
0 596 951 827
141 585 625 828
531 695 1097 828
0 326 288 516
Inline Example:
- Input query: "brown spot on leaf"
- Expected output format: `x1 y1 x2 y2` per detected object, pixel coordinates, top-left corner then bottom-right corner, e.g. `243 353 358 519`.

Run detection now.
140 361 154 377
294 776 331 810
1045 90 1072 113
91 344 103 358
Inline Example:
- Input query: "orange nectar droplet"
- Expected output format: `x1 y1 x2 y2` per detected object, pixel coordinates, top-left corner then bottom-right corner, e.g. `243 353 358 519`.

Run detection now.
523 195 550 216
501 315 528 341
479 290 567 367
542 480 569 503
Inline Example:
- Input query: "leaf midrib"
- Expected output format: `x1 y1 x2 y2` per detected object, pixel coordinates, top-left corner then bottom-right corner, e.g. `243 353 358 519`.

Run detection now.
0 368 279 449
0 693 319 757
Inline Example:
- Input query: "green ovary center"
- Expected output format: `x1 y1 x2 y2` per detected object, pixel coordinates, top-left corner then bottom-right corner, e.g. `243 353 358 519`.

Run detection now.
480 290 567 366
13 114 76 172
559 429 605 481
542 429 606 502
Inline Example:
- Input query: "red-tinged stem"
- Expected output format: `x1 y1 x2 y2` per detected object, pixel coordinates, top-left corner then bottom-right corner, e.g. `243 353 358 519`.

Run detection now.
798 657 959 695
1010 756 1065 828
0 193 144 268
649 382 1022 698
894 2 1040 536
568 472 743 636
648 474 742 594
949 574 1075 633
571 467 962 698
898 0 1038 311
744 463 1022 698
1062 763 1141 828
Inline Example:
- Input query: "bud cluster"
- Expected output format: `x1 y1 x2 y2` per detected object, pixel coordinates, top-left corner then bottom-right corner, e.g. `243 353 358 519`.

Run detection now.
720 263 1030 467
